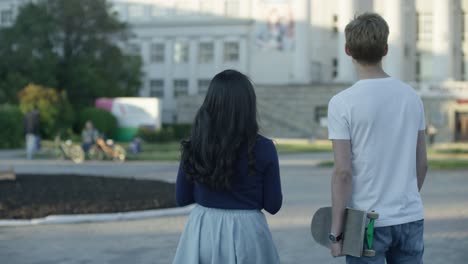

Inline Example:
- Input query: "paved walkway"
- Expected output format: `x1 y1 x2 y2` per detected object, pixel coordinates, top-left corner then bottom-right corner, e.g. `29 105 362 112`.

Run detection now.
0 156 467 263
0 149 22 160
0 152 333 182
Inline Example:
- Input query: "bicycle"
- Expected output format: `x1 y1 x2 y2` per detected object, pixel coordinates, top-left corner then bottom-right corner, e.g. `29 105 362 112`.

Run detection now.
88 137 126 162
54 137 85 164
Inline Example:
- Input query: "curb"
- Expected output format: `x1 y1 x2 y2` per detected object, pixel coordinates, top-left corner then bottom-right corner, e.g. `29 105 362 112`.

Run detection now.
0 204 195 227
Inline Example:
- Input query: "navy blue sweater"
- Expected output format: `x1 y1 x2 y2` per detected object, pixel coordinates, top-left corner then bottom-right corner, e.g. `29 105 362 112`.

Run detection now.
176 135 282 215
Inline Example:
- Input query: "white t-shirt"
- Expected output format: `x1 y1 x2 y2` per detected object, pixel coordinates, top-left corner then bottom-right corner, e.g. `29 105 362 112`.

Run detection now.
327 77 425 227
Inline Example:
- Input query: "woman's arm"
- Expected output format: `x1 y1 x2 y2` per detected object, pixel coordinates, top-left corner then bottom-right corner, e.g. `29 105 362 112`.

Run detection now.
176 162 195 206
262 141 283 215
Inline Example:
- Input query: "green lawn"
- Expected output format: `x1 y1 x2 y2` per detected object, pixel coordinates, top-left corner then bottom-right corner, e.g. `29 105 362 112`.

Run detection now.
33 140 468 170
125 141 333 161
317 160 335 168
275 143 332 154
38 140 332 161
317 142 468 170
428 159 468 170
125 142 181 161
318 159 468 170
430 143 468 154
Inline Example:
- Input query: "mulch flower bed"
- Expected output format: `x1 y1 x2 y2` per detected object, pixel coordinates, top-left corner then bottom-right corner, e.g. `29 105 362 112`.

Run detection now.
0 174 176 219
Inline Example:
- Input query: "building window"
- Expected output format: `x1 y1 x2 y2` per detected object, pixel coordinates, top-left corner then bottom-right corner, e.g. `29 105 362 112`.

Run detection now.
198 42 214 63
225 0 240 17
174 79 189 97
332 14 338 33
200 0 215 15
128 4 145 19
332 58 338 79
415 52 421 82
150 79 164 97
315 106 328 127
1 10 13 25
175 1 192 16
462 51 466 81
151 5 170 17
416 12 432 41
150 43 165 63
223 41 239 62
174 41 189 64
404 44 410 58
463 11 468 42
198 79 211 94
111 4 124 19
127 43 141 56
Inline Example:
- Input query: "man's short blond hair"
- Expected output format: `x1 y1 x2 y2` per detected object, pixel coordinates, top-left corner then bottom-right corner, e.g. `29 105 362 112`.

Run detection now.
345 12 389 64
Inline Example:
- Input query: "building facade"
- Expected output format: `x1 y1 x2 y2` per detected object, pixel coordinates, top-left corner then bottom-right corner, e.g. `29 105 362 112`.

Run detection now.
2 0 468 141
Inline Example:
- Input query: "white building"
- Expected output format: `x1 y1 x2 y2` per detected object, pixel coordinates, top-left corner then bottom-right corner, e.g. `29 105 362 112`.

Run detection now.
0 0 25 26
104 0 468 123
2 0 468 140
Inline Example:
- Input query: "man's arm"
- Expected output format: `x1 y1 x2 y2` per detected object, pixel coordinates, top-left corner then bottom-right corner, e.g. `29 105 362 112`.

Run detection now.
416 130 428 191
330 139 353 256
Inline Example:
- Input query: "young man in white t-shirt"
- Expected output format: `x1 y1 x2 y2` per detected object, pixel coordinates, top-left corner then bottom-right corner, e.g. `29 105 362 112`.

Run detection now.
327 13 428 264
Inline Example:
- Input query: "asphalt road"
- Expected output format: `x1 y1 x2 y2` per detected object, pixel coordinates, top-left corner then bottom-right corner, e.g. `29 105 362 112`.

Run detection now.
0 155 467 264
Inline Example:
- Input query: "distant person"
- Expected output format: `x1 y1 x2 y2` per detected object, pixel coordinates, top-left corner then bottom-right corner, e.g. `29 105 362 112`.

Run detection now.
81 121 99 152
327 13 427 263
129 136 142 154
173 70 282 264
23 106 40 160
427 124 438 145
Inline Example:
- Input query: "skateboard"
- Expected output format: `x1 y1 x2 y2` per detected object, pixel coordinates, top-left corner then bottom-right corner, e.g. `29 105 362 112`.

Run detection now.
311 207 379 257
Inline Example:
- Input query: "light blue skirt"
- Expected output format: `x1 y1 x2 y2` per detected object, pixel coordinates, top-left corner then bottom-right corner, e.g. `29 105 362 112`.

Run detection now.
173 205 280 264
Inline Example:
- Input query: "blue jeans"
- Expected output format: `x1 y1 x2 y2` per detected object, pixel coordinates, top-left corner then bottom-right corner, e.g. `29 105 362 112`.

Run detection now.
346 219 424 264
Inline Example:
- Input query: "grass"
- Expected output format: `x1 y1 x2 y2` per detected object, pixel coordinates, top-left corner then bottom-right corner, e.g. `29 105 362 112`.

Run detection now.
118 140 334 161
125 141 333 161
38 140 181 161
428 159 468 170
42 139 332 161
27 140 468 170
317 161 335 167
317 143 468 170
275 141 332 154
317 159 468 170
431 143 468 154
434 148 468 154
125 142 181 161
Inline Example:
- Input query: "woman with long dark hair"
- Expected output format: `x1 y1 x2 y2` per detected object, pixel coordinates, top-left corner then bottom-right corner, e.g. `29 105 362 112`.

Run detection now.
173 69 282 264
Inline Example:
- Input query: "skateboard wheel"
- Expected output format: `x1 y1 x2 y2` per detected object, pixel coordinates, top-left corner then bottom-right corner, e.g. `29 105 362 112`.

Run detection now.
367 211 379 219
363 249 376 257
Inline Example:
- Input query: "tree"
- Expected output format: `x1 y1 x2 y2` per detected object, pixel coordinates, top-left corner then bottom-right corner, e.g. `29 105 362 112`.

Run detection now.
0 0 142 107
18 83 74 139
0 104 24 149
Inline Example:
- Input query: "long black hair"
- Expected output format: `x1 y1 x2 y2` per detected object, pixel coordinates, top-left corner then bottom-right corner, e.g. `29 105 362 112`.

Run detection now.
181 69 259 190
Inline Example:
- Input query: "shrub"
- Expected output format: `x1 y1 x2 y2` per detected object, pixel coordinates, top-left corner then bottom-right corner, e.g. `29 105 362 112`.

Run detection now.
136 124 192 143
137 126 175 143
164 124 192 140
78 107 118 139
0 104 24 149
17 83 74 139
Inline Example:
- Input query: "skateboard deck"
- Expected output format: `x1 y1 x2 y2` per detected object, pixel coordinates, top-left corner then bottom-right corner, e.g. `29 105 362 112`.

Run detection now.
311 207 371 257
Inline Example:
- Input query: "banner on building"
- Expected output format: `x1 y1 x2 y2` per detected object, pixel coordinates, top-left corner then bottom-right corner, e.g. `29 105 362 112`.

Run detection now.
255 0 295 52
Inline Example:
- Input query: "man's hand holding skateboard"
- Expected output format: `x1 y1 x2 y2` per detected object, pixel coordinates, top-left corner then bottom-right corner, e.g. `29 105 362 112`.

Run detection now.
330 140 352 257
330 241 344 257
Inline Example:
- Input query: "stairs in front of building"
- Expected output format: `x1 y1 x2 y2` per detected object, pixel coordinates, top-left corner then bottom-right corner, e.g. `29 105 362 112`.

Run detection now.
255 84 346 138
177 83 347 139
